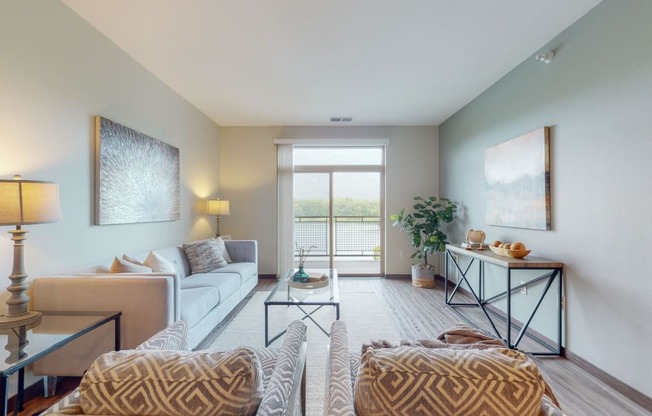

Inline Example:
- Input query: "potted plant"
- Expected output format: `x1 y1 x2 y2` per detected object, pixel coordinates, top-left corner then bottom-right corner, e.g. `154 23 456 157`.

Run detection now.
391 196 457 288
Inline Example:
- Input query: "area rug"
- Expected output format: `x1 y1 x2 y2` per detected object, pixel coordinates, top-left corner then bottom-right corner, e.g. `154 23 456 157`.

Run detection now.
205 290 401 416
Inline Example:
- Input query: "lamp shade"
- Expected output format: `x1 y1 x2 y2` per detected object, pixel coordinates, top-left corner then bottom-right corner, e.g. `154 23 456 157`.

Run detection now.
0 178 62 225
206 199 230 216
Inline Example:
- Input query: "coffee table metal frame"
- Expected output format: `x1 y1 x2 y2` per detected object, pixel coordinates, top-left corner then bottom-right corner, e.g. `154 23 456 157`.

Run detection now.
264 269 339 347
0 311 121 416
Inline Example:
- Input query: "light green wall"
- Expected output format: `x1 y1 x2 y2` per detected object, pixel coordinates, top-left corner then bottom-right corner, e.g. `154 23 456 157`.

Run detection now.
0 1 220 280
439 0 652 398
219 126 439 275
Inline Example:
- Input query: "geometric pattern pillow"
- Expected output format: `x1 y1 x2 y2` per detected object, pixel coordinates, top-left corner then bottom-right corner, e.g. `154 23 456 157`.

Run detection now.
80 348 263 416
257 320 307 415
354 346 545 416
182 239 227 274
135 320 189 351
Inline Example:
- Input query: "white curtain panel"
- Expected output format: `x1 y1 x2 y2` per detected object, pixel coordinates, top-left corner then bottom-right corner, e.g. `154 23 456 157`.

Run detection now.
276 143 294 277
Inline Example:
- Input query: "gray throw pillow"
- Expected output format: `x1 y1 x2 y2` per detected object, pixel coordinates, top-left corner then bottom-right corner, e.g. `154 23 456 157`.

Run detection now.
182 239 227 274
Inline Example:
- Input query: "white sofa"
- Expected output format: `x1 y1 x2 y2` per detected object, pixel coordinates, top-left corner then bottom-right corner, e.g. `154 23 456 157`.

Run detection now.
29 239 258 378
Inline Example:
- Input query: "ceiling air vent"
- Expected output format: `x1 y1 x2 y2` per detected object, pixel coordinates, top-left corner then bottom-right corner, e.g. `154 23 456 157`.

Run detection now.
330 117 353 123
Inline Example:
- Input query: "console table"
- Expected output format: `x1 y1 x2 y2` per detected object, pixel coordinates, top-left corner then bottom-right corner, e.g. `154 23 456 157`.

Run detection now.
444 244 563 356
0 311 121 416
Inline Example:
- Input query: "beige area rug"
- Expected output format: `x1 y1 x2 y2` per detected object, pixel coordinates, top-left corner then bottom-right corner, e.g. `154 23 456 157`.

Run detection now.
206 290 400 416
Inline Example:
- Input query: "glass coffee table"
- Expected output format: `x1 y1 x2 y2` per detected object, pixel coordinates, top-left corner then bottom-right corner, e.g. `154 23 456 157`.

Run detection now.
264 269 339 346
0 311 121 416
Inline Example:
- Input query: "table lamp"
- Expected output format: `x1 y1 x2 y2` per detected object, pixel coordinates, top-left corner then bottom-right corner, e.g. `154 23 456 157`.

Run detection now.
206 198 230 238
0 175 61 329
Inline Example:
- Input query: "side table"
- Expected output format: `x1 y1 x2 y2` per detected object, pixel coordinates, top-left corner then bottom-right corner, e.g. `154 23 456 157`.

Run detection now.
0 311 121 416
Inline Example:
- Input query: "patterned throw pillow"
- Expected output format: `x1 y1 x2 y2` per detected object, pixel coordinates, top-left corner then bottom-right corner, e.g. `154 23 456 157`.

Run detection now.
182 239 227 274
135 321 189 351
110 257 152 273
80 348 263 416
354 346 545 416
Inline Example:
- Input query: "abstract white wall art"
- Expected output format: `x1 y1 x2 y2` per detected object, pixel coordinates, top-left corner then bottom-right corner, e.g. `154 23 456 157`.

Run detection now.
485 127 551 230
95 116 180 225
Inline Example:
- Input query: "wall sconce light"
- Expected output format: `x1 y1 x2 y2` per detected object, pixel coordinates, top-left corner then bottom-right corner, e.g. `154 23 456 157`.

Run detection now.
206 198 230 238
0 175 62 329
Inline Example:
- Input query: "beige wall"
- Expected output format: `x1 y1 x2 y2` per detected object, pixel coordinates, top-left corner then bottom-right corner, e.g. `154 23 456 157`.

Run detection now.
439 0 652 398
219 126 439 276
0 1 220 284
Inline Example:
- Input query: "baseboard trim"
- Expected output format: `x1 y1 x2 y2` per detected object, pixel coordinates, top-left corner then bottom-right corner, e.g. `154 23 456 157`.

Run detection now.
384 274 410 279
564 349 652 411
435 274 652 410
259 274 276 279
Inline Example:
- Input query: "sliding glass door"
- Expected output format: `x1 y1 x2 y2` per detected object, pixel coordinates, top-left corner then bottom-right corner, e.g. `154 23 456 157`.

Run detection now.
293 147 384 276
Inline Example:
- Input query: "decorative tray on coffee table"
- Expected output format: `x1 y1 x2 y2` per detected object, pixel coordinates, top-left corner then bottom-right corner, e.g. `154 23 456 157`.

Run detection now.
288 273 330 289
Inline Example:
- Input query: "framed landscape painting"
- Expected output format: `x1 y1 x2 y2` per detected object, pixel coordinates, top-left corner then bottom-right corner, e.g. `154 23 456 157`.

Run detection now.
485 127 551 230
95 116 180 225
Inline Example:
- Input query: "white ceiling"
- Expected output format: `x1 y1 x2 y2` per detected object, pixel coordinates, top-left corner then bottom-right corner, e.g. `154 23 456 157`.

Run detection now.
63 0 600 127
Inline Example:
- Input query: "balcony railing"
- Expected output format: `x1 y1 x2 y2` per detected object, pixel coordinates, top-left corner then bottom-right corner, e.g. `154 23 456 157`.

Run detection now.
294 216 380 257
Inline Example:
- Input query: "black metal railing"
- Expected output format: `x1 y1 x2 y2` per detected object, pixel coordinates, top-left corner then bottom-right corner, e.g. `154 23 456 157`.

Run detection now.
294 216 380 257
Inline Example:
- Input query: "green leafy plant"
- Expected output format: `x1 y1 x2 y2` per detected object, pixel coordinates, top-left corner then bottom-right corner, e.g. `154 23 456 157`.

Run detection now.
391 196 457 266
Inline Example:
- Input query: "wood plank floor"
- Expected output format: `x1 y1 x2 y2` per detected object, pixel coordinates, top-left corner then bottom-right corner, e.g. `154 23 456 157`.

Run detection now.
16 277 652 415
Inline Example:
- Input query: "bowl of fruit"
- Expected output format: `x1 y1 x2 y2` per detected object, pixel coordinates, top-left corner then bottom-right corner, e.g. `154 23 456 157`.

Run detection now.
489 241 531 259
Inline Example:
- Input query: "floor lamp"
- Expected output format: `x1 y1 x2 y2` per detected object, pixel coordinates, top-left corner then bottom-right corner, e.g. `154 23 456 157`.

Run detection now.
0 176 61 329
206 198 230 238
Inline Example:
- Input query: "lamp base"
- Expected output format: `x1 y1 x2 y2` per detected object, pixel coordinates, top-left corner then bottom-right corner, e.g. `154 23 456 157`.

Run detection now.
0 310 42 330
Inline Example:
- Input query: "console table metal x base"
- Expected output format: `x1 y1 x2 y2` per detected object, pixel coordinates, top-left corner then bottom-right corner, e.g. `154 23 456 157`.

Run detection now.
445 246 563 356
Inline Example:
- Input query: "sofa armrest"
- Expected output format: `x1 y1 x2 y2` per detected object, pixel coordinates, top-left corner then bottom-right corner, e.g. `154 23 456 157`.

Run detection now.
225 240 257 264
257 321 307 416
30 274 178 377
325 321 356 416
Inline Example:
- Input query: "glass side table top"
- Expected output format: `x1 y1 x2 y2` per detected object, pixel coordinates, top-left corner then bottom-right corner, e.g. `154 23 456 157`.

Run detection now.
265 269 339 305
0 311 121 376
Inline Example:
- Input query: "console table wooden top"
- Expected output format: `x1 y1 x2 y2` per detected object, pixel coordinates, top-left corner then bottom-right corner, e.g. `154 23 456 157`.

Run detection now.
446 244 564 269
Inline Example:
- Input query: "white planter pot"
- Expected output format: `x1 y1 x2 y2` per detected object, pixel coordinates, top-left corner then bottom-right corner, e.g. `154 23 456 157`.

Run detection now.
411 265 435 288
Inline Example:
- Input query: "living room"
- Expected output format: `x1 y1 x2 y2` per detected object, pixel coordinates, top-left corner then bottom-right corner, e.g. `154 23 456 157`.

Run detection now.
1 0 651 415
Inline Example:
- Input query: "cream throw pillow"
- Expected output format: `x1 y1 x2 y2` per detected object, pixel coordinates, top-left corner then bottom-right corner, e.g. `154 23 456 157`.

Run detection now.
214 237 233 263
354 346 545 416
110 257 152 273
80 348 263 416
144 251 176 273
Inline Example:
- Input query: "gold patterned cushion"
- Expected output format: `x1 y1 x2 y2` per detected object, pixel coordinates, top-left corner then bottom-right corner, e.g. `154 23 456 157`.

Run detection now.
354 346 545 416
80 348 263 416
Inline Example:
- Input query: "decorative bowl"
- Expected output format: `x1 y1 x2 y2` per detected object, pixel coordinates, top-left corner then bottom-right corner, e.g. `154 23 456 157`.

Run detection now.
489 245 531 259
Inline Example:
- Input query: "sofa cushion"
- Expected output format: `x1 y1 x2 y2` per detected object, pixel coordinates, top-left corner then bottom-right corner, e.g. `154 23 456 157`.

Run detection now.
209 262 257 284
354 346 545 416
180 287 219 328
110 257 152 273
79 348 264 416
182 239 227 274
152 245 191 279
136 320 189 351
181 272 241 301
